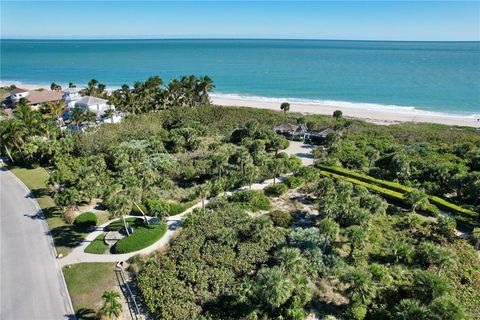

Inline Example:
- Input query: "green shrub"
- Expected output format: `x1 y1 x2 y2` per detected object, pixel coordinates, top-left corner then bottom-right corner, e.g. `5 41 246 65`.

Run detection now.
276 151 289 159
168 201 191 215
112 222 167 254
131 203 148 216
268 210 293 228
284 176 304 188
146 198 170 218
228 190 271 211
74 212 98 231
264 183 288 197
295 166 318 182
84 233 108 254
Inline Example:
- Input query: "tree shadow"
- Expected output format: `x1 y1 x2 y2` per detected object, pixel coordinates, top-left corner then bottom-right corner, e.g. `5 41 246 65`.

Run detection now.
24 209 46 220
74 308 96 320
49 225 85 249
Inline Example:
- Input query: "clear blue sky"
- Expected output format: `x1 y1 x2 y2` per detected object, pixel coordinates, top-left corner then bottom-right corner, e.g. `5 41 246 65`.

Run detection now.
1 1 479 41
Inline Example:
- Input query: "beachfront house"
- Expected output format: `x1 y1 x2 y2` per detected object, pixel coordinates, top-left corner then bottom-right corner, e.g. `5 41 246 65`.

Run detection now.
74 96 113 117
304 127 335 144
274 123 300 139
4 87 63 109
62 88 82 106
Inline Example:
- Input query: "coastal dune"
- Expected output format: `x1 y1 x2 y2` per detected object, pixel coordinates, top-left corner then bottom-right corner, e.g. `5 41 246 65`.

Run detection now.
2 81 478 128
212 95 479 128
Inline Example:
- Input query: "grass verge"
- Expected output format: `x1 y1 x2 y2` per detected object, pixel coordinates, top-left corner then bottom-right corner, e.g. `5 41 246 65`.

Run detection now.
63 262 118 318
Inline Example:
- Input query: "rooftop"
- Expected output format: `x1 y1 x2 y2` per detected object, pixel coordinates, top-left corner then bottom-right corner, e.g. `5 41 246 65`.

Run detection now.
76 96 108 106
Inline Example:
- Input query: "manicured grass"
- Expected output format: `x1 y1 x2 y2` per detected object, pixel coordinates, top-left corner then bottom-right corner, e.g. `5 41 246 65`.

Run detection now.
84 233 108 254
105 217 143 231
112 222 167 254
63 263 118 317
9 166 87 256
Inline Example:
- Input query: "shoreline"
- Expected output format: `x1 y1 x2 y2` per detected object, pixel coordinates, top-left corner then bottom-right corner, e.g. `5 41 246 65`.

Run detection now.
2 81 478 128
212 95 479 127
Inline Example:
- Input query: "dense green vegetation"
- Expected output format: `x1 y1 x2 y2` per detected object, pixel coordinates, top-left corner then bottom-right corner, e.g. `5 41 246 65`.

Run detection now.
74 212 98 231
136 176 480 319
2 75 480 319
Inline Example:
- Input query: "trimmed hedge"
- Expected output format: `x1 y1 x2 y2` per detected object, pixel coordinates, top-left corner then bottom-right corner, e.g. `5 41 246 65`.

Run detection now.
84 233 108 254
264 183 288 197
112 222 167 254
317 166 479 229
74 212 98 231
105 217 142 232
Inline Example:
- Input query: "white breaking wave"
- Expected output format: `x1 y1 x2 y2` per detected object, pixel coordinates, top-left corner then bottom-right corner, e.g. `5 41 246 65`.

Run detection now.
211 92 477 119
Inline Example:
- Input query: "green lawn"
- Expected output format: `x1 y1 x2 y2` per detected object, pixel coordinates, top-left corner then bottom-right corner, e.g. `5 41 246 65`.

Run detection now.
63 263 118 318
9 166 109 256
112 220 167 254
84 233 109 254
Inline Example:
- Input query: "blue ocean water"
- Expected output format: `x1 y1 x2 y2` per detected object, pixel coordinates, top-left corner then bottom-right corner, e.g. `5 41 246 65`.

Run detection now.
1 39 479 116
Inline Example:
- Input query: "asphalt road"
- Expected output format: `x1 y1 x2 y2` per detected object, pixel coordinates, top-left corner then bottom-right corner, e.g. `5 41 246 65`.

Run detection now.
0 169 74 319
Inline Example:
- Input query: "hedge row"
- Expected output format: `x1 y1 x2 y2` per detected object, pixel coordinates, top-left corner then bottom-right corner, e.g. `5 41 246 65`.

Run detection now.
320 168 478 229
74 212 98 231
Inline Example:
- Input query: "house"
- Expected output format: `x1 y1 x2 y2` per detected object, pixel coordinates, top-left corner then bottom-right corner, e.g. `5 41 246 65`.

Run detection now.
274 123 300 138
3 87 63 109
304 128 335 145
62 88 82 105
74 96 113 117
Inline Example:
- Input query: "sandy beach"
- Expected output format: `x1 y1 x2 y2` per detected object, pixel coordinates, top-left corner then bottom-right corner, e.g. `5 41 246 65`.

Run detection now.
212 95 479 128
2 81 478 128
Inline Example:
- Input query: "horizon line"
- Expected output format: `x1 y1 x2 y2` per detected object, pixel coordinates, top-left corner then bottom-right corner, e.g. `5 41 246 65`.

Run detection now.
1 37 480 43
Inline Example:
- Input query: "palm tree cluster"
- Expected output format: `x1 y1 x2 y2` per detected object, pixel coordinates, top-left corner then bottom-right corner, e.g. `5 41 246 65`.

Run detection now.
109 75 214 114
0 103 59 164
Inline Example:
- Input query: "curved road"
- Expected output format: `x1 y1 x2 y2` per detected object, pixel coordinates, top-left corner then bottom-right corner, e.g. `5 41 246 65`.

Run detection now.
0 169 74 319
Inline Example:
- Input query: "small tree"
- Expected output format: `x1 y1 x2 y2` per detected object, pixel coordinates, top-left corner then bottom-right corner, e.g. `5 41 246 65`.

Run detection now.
101 291 122 320
333 110 343 121
280 102 290 122
50 82 62 91
405 189 429 213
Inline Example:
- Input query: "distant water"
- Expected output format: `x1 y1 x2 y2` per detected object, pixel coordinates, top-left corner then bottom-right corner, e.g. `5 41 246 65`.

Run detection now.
1 39 479 116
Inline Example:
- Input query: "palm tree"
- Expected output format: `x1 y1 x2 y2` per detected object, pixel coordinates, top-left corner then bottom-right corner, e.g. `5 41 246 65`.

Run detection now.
71 108 85 131
280 102 290 123
244 164 259 189
405 189 429 213
45 100 65 120
104 108 115 123
197 182 212 211
256 266 294 310
342 268 376 305
101 291 122 320
267 158 284 184
394 299 431 320
68 82 76 88
333 110 343 121
346 225 367 262
50 82 62 91
274 247 305 275
317 218 340 251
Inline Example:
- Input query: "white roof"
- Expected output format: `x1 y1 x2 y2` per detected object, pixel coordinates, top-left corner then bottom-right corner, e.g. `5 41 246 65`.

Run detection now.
63 88 81 94
76 96 108 106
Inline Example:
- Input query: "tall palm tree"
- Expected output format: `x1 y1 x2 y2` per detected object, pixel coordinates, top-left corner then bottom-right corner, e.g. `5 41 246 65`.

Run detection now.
280 102 290 123
71 108 85 131
104 108 115 123
101 291 122 320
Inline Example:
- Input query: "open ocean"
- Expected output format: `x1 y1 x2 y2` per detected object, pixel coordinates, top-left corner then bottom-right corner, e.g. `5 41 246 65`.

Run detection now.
1 39 479 116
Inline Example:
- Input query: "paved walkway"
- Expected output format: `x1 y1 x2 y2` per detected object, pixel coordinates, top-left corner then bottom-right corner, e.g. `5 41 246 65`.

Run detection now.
0 169 75 319
59 141 315 266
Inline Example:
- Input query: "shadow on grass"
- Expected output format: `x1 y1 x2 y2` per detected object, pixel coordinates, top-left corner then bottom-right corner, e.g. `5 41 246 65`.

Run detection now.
49 226 85 249
74 308 96 320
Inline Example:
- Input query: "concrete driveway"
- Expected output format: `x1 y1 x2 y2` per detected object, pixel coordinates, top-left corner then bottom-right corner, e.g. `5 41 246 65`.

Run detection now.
0 169 74 319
